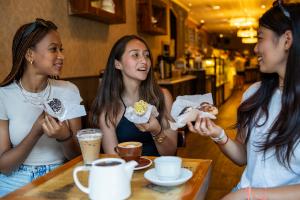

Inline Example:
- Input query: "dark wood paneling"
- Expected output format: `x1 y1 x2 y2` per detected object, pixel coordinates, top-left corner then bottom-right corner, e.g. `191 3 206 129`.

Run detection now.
63 76 100 127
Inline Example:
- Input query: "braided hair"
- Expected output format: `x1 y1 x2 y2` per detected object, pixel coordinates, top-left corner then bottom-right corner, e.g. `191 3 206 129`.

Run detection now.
1 18 57 86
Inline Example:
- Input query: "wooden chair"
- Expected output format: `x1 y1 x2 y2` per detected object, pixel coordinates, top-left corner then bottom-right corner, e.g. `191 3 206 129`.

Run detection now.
177 128 186 147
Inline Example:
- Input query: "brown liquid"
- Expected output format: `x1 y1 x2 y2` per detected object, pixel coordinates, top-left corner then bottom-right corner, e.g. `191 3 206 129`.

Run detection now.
79 137 101 165
96 161 121 167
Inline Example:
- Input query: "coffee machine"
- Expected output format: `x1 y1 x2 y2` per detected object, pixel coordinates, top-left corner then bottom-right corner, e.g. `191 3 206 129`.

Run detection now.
158 44 175 79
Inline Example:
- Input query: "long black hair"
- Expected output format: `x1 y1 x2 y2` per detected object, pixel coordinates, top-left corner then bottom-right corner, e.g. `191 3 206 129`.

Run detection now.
90 35 166 128
0 18 57 86
237 3 300 170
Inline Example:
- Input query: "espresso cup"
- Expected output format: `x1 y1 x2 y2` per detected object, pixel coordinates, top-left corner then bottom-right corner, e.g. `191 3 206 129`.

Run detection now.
115 141 142 162
77 129 102 165
154 156 182 181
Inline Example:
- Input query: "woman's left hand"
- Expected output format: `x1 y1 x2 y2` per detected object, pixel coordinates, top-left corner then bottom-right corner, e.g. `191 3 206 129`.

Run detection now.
221 189 247 200
135 115 161 135
42 114 71 140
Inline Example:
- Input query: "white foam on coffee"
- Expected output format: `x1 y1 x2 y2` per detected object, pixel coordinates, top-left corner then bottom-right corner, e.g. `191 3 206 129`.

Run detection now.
119 142 142 148
125 144 136 148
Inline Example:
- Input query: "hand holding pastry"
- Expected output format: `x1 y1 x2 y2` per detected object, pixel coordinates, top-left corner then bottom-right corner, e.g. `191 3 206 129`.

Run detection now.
124 100 159 124
187 116 221 136
42 114 72 141
135 115 161 134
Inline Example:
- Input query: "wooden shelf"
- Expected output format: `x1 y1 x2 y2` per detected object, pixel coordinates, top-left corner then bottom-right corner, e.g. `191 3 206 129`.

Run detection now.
68 0 126 24
137 0 168 35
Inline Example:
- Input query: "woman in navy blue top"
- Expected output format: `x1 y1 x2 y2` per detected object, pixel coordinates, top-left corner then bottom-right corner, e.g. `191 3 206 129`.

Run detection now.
90 35 177 156
116 98 159 156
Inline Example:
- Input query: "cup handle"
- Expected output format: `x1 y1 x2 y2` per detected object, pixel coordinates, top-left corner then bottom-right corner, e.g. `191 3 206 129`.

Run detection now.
73 165 90 194
114 146 119 154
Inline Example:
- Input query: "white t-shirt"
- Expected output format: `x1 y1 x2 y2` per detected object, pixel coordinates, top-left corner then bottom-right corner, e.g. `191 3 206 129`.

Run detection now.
237 82 300 189
0 79 83 165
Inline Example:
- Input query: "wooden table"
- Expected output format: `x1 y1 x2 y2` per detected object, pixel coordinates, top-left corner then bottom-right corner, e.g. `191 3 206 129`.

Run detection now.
3 155 212 200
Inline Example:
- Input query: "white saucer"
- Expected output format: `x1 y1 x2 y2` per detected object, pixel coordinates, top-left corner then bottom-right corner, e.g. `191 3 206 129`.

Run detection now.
144 168 193 187
134 157 152 170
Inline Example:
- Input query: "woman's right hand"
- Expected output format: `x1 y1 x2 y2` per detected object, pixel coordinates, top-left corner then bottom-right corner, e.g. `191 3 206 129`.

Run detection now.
31 112 46 135
187 115 223 138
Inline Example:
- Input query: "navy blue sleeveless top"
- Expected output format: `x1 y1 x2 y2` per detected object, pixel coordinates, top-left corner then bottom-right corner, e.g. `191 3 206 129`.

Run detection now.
116 99 160 156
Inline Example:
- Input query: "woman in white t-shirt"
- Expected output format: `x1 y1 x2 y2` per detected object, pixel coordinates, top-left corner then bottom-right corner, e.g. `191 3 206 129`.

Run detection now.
188 2 300 200
0 19 84 197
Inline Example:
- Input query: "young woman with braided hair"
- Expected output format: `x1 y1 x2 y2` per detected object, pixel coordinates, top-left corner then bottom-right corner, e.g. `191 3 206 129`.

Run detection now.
0 19 83 196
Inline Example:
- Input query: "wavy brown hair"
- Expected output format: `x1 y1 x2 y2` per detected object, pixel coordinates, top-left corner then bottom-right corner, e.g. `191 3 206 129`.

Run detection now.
237 3 300 170
90 35 166 128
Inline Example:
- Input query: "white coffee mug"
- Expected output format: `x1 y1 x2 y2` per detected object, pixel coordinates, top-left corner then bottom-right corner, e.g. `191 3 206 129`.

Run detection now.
154 156 182 181
73 158 138 200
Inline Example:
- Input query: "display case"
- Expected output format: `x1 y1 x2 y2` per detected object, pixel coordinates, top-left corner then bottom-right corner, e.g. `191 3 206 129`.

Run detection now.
68 0 126 24
202 57 225 106
137 0 168 35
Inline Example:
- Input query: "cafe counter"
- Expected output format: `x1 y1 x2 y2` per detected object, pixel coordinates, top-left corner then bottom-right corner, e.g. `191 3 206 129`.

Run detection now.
157 75 197 98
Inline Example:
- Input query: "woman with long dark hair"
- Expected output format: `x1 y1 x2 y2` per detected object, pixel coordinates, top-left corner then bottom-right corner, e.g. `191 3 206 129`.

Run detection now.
90 35 177 156
0 19 83 196
188 2 300 199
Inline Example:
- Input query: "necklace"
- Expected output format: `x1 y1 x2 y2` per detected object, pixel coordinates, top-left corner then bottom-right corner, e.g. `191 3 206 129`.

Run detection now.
18 79 52 108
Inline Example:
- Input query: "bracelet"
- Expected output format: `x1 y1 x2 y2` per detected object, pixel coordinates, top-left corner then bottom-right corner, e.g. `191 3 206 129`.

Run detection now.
152 133 166 143
210 130 229 145
216 135 229 145
210 129 226 142
151 126 162 137
245 186 268 199
152 126 165 143
56 132 73 142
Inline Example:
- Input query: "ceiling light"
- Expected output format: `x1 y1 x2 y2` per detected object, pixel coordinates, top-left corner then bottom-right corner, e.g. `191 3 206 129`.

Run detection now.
200 19 205 24
242 37 258 44
219 34 224 38
261 5 266 9
188 2 192 7
237 28 257 38
203 59 215 67
230 17 257 27
212 5 221 10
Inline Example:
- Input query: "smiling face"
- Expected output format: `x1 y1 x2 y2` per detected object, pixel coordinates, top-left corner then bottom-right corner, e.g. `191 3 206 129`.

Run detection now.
254 26 289 76
115 39 151 82
29 30 64 76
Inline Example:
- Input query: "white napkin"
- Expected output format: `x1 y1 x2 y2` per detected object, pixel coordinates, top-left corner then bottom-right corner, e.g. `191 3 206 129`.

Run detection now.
169 93 216 130
124 104 159 124
44 98 86 122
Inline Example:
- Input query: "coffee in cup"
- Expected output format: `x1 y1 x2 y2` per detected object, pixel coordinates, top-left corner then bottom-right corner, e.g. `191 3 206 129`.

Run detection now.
115 141 142 162
154 156 182 181
95 161 122 167
77 129 102 165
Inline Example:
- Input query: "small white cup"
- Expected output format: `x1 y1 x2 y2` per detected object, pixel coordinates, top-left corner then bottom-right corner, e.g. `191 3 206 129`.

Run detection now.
154 156 182 181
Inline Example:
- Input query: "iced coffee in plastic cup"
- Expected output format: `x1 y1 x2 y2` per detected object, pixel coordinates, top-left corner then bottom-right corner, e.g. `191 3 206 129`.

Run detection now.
77 129 102 165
